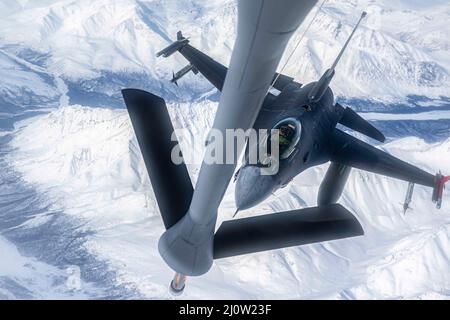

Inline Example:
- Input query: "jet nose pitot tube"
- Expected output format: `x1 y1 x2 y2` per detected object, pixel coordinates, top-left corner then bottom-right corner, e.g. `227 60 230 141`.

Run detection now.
235 165 276 211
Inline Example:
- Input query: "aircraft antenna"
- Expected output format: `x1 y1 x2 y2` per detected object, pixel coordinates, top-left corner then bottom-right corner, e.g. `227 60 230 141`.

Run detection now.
329 10 367 74
271 0 328 88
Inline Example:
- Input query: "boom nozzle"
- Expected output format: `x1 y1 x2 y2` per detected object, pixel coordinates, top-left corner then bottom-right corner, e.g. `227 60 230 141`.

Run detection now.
170 273 186 296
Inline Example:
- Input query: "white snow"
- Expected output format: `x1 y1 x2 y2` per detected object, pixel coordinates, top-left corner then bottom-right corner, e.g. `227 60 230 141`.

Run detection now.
6 104 450 299
1 0 450 300
0 235 94 299
0 49 58 102
0 0 449 102
361 110 450 121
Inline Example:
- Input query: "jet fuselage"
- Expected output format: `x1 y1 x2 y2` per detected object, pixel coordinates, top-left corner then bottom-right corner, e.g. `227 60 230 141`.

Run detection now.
235 81 341 210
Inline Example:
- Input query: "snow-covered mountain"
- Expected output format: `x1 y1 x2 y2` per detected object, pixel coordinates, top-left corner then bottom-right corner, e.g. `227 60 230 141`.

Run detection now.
0 0 449 299
1 0 450 107
4 104 450 299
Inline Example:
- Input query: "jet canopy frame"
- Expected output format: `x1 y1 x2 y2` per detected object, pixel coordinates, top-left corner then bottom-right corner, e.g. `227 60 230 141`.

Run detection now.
272 117 302 160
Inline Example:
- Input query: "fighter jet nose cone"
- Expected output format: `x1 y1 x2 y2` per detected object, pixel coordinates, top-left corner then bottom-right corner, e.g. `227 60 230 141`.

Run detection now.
235 166 275 211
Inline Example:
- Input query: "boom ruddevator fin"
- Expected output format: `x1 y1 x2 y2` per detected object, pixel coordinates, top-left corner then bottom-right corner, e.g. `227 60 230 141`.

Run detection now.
122 89 193 230
213 204 363 259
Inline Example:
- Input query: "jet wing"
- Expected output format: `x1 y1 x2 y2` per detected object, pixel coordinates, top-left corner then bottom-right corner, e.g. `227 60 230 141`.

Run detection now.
213 204 363 259
329 129 436 188
159 32 296 92
177 43 228 91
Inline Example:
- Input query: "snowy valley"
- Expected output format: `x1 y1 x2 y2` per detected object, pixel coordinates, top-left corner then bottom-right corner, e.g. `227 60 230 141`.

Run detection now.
0 0 450 299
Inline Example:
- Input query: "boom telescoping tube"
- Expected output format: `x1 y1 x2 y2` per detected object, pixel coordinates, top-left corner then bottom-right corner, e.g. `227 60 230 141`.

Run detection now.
158 0 318 277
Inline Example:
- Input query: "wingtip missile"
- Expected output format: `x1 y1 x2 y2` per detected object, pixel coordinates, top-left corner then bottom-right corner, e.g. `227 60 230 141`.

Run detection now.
433 173 450 209
403 182 415 215
156 31 189 58
170 64 197 86
170 71 179 86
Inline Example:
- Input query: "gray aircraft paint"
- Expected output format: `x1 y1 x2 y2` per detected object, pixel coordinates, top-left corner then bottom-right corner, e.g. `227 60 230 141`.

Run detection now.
123 1 448 292
158 0 317 276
